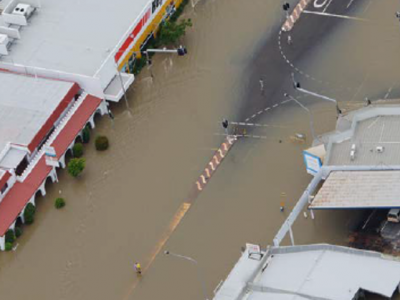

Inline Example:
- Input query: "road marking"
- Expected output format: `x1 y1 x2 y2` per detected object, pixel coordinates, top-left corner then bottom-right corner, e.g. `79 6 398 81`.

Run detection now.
218 149 224 158
200 175 206 184
205 168 211 177
214 156 220 165
196 181 202 191
347 0 355 9
322 0 333 13
209 161 215 170
314 0 329 8
384 87 393 99
223 143 228 151
302 10 369 22
123 202 191 300
251 114 257 118
265 107 270 111
258 110 263 115
272 104 279 108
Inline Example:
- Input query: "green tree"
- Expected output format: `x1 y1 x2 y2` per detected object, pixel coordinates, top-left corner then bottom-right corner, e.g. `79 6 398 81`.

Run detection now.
24 203 36 225
55 197 66 209
5 229 15 244
158 19 192 46
73 143 84 158
67 158 86 177
95 136 109 151
15 227 23 238
5 242 13 251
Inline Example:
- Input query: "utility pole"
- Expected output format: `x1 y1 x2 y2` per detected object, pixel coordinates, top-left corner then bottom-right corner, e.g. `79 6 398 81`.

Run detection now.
291 73 342 116
164 250 209 300
284 93 317 141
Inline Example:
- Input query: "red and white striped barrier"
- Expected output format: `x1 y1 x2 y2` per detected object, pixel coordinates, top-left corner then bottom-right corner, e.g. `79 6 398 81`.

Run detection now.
195 136 237 192
282 0 312 32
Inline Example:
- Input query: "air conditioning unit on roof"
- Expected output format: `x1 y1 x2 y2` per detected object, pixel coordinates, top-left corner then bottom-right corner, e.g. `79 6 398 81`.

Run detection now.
12 3 34 18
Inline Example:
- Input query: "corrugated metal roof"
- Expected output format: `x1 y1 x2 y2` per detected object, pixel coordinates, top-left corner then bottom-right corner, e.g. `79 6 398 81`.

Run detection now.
213 244 400 300
311 170 400 209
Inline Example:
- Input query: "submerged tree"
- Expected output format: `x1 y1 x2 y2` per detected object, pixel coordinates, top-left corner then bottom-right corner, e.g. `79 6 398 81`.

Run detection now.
67 158 86 178
158 19 192 46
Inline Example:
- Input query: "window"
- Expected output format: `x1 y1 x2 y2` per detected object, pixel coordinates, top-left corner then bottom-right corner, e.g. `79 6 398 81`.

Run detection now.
1 182 8 194
152 0 162 13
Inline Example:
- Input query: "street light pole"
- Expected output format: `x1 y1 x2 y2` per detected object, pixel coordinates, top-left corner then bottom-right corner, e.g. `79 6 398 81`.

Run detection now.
164 250 209 300
291 73 342 116
284 93 317 141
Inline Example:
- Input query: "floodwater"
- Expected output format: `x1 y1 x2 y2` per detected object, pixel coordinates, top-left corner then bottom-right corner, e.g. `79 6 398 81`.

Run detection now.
0 1 399 300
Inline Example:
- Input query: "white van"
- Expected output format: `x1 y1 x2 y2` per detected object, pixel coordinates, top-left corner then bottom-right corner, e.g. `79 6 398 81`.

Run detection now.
387 209 400 223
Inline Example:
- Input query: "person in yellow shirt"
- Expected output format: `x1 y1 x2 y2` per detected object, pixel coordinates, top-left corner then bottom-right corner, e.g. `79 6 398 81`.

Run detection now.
134 262 142 275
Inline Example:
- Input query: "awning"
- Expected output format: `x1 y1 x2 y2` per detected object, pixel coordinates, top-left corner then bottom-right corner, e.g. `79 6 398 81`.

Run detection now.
311 170 400 209
104 72 134 102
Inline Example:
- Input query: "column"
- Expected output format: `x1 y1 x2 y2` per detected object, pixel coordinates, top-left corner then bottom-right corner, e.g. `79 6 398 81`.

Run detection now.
0 236 4 251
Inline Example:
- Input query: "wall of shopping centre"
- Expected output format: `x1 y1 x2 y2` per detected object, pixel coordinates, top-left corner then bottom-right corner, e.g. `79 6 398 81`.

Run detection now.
114 0 185 73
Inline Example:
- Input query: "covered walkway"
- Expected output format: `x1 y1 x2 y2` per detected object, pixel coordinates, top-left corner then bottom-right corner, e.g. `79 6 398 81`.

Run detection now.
0 95 103 245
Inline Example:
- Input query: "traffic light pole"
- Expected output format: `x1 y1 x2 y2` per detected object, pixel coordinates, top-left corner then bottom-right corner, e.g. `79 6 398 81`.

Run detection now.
291 73 342 117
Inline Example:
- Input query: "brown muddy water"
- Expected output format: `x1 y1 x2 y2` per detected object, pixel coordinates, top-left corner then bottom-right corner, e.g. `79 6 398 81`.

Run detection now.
0 1 399 300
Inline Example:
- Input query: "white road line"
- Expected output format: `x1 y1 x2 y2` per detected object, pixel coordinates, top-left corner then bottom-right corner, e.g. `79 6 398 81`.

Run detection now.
196 181 202 191
303 10 369 22
362 0 372 14
322 0 333 13
257 111 263 115
314 0 328 8
245 118 250 122
273 104 279 108
347 0 355 9
265 107 270 111
205 168 211 177
248 123 254 126
251 114 257 118
384 87 393 99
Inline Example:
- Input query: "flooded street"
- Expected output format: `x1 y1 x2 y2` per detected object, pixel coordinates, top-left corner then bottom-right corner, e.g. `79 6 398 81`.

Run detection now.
1 0 400 299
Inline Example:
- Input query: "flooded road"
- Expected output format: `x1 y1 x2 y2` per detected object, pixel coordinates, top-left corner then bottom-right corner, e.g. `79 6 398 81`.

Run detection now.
1 0 400 300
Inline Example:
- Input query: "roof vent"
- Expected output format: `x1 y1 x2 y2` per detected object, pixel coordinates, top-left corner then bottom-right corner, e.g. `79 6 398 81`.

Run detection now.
12 3 33 18
376 146 384 153
350 144 356 161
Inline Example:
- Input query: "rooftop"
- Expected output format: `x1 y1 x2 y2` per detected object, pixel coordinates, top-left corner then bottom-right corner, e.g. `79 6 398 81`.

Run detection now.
0 71 74 155
214 244 400 300
0 0 151 76
320 105 400 167
0 94 102 236
311 170 400 209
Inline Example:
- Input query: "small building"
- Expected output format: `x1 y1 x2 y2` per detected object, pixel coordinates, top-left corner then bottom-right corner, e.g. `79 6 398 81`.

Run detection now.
0 70 108 250
213 244 400 300
300 104 400 210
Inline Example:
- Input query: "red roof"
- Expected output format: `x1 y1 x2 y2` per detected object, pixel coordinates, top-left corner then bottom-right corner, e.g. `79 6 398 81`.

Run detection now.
28 83 80 152
0 95 102 236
